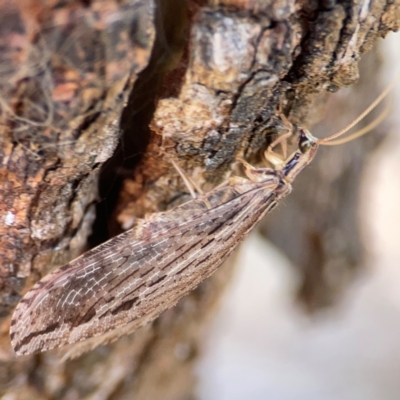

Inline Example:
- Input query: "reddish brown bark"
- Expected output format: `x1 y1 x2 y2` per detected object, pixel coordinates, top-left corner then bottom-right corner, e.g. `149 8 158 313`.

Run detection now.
1 0 398 398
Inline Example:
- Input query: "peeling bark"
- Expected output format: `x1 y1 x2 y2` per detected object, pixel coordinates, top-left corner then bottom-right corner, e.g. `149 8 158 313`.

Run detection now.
1 0 398 398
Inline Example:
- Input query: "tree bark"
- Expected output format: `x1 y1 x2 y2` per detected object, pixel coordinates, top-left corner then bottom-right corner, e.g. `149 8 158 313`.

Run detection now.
260 50 389 312
1 0 399 398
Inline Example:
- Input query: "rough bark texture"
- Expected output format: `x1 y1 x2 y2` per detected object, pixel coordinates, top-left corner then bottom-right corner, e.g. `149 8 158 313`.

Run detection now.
260 51 388 311
0 0 399 398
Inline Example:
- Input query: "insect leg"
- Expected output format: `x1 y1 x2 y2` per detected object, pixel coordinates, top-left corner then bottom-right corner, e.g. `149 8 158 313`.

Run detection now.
169 158 212 211
262 105 295 168
169 158 200 199
275 105 294 159
160 139 202 197
263 130 292 170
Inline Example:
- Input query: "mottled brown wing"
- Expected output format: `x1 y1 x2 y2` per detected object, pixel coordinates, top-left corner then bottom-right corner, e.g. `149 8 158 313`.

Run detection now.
10 180 283 356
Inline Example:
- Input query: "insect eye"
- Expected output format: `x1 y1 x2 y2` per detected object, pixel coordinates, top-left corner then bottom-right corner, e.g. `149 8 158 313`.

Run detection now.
299 134 313 154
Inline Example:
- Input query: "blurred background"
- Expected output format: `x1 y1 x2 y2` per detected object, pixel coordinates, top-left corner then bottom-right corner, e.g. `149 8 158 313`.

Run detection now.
1 4 398 399
198 32 400 400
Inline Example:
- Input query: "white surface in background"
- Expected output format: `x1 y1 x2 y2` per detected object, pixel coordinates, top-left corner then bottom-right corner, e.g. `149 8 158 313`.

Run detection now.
197 32 400 400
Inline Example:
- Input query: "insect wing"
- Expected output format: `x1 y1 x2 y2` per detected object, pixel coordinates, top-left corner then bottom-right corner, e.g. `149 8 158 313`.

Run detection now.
10 181 281 356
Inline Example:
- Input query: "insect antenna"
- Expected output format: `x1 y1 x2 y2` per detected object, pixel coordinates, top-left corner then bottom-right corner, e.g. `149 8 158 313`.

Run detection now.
317 76 398 146
319 102 391 146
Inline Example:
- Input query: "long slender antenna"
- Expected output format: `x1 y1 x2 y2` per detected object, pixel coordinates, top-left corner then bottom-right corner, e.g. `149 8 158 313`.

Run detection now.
320 103 391 146
317 75 398 145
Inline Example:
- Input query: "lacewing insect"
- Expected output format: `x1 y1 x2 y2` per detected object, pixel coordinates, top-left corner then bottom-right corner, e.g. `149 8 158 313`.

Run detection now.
10 80 395 357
